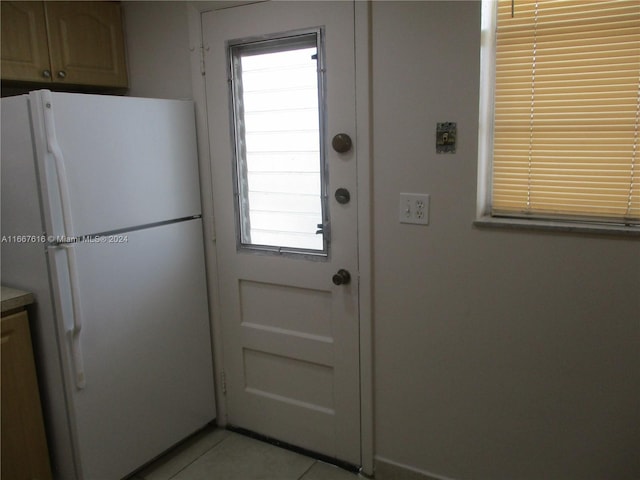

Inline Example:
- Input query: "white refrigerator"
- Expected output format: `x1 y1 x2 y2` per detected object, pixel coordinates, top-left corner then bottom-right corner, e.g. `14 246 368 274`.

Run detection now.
1 90 216 479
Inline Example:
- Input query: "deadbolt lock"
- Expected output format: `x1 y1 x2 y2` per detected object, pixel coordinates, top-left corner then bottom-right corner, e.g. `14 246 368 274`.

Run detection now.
335 188 351 205
332 133 352 153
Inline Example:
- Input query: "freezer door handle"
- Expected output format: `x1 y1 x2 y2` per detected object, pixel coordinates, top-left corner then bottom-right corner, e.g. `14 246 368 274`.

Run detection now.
57 243 87 389
41 91 76 238
41 92 85 388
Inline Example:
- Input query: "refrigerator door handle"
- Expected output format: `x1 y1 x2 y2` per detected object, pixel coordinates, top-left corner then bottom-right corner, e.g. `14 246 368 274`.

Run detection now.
41 91 76 237
57 243 87 389
41 91 86 389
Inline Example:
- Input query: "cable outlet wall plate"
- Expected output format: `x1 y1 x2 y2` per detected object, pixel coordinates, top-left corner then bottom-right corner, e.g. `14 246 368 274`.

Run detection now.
399 193 430 225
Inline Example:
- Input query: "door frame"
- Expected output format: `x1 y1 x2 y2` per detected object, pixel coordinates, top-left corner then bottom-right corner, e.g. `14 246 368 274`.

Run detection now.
186 2 373 475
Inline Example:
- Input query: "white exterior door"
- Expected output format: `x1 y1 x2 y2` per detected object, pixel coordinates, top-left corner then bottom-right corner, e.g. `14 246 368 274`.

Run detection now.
202 1 360 466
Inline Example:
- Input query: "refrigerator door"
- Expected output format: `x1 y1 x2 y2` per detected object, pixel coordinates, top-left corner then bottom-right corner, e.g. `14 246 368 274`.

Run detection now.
29 90 202 238
50 218 216 479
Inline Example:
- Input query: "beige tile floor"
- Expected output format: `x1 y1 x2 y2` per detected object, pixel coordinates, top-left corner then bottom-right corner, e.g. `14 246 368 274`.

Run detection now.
131 426 364 480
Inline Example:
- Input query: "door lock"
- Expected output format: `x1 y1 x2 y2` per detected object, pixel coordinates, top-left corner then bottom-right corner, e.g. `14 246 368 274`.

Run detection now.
335 188 351 205
332 269 351 286
332 133 352 153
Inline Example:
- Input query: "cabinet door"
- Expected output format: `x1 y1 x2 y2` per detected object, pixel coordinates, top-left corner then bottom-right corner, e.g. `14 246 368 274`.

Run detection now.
0 1 52 82
45 1 128 88
1 310 53 480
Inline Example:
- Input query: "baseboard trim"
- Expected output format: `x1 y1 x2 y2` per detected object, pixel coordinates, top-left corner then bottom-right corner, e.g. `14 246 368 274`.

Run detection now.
374 456 458 480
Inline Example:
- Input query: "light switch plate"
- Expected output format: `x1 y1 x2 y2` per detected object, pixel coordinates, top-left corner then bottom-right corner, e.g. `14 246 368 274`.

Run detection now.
436 122 456 153
399 193 430 225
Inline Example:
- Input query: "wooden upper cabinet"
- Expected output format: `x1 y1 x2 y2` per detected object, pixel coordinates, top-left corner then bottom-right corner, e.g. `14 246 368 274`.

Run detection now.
1 1 128 89
46 2 128 88
0 2 51 82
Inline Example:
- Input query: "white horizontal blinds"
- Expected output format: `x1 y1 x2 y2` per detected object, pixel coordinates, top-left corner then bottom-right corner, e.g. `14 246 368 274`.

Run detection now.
232 34 325 251
493 0 640 224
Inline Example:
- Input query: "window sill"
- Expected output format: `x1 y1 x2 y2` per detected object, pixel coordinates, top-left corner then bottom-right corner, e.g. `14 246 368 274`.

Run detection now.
474 216 640 238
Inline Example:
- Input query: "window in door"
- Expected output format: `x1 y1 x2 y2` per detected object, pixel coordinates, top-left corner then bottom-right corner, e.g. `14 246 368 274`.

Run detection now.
228 31 328 255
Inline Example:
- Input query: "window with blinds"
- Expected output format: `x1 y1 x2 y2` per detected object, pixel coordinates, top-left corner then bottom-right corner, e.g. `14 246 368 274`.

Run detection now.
489 0 640 227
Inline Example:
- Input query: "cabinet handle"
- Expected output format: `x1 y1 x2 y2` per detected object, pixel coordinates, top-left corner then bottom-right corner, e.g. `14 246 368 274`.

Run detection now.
57 70 67 79
42 70 51 78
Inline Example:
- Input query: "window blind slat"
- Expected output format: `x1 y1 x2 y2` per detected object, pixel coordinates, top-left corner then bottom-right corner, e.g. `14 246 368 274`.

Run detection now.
498 25 639 42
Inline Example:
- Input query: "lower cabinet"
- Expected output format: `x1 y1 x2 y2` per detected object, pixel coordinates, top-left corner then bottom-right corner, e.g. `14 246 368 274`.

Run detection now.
1 309 52 480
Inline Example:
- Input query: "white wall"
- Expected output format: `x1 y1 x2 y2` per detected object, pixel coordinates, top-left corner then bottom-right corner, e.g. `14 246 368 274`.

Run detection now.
122 1 193 99
371 3 639 479
123 2 640 479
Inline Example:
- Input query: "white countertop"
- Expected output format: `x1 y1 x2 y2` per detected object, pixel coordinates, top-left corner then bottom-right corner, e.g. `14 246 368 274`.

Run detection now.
1 286 35 314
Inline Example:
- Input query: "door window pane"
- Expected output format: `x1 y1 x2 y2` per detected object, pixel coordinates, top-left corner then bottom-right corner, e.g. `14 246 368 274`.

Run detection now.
229 33 327 254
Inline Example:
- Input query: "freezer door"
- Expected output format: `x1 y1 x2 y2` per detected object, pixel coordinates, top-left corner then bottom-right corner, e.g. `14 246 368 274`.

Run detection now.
29 90 202 237
51 219 215 479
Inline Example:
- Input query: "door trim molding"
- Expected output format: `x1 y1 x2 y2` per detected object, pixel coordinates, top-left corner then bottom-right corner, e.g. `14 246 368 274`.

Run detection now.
187 1 227 424
353 0 374 476
186 2 374 475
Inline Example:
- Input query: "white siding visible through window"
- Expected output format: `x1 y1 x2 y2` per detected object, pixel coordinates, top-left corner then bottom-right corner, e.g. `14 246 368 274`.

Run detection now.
230 36 325 253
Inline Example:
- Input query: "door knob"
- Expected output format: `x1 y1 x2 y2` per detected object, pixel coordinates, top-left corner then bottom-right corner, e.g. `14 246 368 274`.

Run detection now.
332 269 351 286
332 133 352 153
